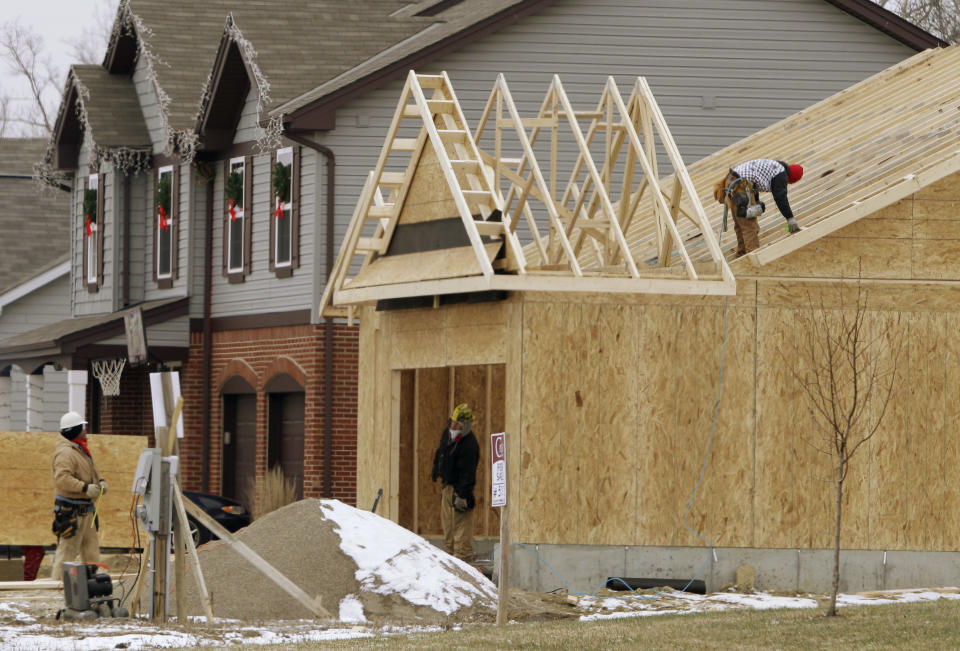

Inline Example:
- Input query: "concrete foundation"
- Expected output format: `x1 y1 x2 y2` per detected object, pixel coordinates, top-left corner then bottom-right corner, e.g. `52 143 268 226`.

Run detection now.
492 544 960 594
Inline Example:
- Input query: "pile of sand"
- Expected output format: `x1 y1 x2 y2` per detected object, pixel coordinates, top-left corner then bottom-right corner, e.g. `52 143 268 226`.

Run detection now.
177 499 497 623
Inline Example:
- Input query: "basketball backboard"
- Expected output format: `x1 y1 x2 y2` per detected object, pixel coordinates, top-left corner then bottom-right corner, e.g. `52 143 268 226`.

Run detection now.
124 307 148 367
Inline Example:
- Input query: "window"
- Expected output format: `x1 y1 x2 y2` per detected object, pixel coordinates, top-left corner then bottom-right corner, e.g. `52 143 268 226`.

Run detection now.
270 146 300 276
82 172 103 291
85 174 98 285
223 156 252 281
156 165 174 281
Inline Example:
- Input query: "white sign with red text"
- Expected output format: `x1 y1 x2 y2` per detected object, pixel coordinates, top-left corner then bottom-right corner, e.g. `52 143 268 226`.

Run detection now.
491 432 506 507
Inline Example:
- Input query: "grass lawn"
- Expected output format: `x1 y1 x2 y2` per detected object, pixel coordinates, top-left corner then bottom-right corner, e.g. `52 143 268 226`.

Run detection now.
259 598 960 650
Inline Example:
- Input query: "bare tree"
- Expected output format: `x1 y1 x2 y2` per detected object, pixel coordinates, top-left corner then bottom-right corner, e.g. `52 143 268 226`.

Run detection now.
0 20 61 136
793 266 903 617
874 0 960 43
65 0 118 65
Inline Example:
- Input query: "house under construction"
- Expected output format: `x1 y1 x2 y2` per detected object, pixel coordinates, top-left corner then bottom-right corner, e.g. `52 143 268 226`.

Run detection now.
324 44 960 594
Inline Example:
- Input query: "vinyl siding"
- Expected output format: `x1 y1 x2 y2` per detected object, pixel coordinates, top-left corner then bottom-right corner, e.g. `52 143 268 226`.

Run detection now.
207 148 317 317
72 133 118 317
133 53 169 152
0 275 71 339
233 91 261 144
99 314 189 348
305 0 917 310
143 162 191 302
127 170 148 305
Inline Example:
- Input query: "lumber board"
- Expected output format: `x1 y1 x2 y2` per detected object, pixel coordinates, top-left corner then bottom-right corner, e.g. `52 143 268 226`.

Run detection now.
355 308 381 514
345 243 500 289
0 431 147 546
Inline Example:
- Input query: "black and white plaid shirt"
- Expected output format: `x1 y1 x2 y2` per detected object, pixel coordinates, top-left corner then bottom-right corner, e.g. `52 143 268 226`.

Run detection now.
733 159 787 192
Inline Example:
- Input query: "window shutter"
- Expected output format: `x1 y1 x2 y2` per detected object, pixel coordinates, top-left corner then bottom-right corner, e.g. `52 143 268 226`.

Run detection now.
222 159 229 278
243 155 252 276
269 150 276 272
291 146 301 270
152 171 158 283
97 171 105 287
172 164 180 280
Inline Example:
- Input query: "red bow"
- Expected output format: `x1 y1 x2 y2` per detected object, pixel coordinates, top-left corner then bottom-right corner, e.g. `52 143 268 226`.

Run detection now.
274 198 284 219
85 216 93 237
159 205 169 231
228 199 237 221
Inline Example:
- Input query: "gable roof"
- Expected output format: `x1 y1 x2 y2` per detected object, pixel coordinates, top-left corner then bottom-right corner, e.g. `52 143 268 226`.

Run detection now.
197 0 543 141
49 65 152 170
0 139 70 295
276 0 946 128
621 44 960 269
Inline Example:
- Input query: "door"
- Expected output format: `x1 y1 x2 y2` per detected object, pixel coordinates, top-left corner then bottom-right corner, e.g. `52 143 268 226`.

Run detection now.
221 393 257 510
268 391 305 498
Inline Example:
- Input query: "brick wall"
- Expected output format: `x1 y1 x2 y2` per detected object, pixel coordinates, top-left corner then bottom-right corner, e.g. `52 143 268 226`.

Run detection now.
89 365 155 443
178 323 359 507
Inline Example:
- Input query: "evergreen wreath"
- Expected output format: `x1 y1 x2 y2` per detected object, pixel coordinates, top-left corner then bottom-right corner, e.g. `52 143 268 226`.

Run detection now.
83 188 98 222
272 160 291 204
156 173 172 215
225 168 244 209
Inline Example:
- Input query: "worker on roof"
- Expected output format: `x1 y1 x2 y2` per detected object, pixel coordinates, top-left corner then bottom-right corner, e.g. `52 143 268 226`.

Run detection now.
714 159 803 257
432 403 480 563
50 411 107 580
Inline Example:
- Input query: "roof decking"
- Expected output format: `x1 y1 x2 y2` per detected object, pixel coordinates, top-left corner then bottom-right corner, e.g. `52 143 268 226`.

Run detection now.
624 44 960 270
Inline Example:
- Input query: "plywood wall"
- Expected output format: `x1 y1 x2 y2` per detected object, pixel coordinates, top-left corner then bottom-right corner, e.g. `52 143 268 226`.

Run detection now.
0 431 147 546
356 171 960 552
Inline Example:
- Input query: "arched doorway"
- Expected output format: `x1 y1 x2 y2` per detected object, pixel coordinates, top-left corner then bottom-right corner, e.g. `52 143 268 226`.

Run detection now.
265 373 305 499
220 375 257 509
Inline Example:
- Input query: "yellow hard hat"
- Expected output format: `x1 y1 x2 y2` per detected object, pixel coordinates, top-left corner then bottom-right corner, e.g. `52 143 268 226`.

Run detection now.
451 403 474 423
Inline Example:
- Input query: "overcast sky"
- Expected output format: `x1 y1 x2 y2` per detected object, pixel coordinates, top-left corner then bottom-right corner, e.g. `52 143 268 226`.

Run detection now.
1 0 116 136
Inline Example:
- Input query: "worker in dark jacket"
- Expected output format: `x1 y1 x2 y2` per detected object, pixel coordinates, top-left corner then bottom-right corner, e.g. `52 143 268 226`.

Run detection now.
432 403 480 562
714 159 803 256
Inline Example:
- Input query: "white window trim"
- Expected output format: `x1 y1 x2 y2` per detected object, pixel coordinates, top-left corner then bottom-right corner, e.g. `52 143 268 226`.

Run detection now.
157 165 174 280
274 147 293 268
86 174 98 284
227 156 245 274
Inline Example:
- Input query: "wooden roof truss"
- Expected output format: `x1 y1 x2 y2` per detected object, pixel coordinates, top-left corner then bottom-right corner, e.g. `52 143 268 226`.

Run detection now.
321 71 734 315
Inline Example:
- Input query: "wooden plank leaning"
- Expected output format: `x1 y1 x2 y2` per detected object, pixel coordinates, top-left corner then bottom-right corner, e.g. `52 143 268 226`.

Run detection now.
172 485 214 623
181 497 331 619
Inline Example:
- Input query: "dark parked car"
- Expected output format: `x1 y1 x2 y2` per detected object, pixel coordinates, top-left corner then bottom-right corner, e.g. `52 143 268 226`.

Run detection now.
183 491 251 546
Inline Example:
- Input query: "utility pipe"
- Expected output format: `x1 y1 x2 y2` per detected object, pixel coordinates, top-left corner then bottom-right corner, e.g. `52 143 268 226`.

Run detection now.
283 132 336 498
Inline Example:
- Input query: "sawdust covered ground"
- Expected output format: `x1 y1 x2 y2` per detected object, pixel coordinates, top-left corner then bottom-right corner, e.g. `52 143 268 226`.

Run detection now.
174 499 497 624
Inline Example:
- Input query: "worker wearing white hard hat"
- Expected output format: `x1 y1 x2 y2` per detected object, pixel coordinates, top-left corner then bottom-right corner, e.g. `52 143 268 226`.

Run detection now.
50 411 107 580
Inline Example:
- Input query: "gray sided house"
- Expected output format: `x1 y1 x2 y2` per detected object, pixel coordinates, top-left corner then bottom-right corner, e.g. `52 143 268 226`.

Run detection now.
0 139 72 432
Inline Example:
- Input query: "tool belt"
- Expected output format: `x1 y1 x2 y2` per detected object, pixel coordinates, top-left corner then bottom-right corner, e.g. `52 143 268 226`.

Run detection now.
52 498 95 539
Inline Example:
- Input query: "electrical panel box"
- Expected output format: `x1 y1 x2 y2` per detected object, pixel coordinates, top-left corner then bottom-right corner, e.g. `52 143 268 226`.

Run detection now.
131 449 159 495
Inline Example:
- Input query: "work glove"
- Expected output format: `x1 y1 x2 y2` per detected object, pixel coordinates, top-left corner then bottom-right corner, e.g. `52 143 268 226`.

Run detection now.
84 483 101 499
453 495 469 513
98 479 109 495
786 217 800 234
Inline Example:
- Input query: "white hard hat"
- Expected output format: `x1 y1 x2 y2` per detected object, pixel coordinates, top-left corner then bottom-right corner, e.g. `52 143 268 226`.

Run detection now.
60 411 87 431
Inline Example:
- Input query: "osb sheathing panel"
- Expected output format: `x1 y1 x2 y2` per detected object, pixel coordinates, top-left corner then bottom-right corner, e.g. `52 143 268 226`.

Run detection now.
0 431 147 546
397 143 486 226
511 288 960 551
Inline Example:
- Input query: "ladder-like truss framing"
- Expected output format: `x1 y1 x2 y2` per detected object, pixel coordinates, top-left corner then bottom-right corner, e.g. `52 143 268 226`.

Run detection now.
321 71 735 315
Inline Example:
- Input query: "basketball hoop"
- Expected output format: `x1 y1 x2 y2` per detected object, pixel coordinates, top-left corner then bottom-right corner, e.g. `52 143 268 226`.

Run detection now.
92 358 126 397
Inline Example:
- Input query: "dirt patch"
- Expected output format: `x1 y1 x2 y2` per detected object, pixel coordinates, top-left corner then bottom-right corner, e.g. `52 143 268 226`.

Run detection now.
173 499 497 624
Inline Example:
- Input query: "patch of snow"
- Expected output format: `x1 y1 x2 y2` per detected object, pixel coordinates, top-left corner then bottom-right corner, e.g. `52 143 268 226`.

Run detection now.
708 593 817 610
320 499 497 615
339 594 367 623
